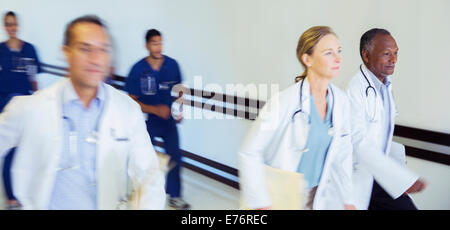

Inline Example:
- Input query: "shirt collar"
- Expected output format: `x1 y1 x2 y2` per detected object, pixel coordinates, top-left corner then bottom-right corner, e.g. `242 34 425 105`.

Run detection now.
63 80 106 107
363 65 392 92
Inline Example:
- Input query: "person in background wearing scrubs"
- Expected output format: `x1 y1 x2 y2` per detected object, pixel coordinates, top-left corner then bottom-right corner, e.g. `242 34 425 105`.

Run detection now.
239 26 355 210
125 29 189 210
0 11 42 210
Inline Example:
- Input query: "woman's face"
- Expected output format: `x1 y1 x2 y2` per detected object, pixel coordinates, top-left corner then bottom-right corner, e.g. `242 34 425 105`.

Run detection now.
304 34 342 80
4 15 18 39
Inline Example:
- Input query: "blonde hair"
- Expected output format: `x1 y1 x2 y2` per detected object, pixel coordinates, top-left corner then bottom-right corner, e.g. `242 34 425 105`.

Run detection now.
295 26 336 82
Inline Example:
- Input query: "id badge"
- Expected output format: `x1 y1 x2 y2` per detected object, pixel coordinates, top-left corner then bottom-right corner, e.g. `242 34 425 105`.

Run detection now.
141 72 157 95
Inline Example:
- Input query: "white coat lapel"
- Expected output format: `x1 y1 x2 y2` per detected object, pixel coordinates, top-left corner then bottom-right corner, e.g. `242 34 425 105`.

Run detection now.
386 82 397 155
49 81 65 167
95 84 129 209
34 80 67 209
96 84 111 172
388 84 397 128
322 85 339 173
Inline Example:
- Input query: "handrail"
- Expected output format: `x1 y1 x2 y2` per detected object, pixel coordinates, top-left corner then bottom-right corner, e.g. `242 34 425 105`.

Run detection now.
40 62 450 166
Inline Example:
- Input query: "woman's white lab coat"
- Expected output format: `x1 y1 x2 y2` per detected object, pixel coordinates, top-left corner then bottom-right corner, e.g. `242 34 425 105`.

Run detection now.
0 79 166 209
347 67 418 210
239 79 353 210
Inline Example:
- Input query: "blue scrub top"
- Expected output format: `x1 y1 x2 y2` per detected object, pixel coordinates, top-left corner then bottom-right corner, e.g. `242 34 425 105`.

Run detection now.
297 94 333 189
124 55 182 125
0 41 42 95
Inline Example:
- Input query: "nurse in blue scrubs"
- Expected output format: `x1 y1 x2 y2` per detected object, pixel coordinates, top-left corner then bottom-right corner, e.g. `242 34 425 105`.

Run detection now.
0 11 41 209
124 29 190 210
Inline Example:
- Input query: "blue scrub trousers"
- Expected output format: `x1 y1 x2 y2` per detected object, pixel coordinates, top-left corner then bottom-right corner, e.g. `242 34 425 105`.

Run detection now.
2 148 16 201
0 93 22 201
147 120 182 198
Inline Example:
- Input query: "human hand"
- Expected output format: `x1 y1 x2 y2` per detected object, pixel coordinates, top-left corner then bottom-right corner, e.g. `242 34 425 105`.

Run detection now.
175 114 183 124
405 179 427 194
172 102 183 123
157 105 171 120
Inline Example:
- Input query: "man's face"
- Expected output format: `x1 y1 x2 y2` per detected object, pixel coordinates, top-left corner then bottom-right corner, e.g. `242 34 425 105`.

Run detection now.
364 34 399 79
63 22 111 89
146 35 163 59
4 15 18 39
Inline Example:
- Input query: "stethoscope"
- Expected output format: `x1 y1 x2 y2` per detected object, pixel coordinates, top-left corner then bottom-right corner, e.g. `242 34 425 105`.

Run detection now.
360 64 378 122
60 96 106 171
291 78 335 136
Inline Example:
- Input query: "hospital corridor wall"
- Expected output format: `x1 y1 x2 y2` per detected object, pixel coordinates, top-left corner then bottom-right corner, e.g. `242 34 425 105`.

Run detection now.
0 0 449 209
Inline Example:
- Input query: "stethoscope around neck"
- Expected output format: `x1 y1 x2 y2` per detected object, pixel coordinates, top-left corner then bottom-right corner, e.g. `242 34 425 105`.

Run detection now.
291 78 335 136
360 64 378 99
60 96 105 171
360 64 379 122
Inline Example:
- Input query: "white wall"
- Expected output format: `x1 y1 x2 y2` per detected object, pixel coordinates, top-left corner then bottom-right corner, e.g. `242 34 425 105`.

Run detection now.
407 157 450 210
1 0 449 209
2 0 449 130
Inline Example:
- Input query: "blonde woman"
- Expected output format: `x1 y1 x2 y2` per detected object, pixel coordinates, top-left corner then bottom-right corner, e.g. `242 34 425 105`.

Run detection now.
239 26 355 210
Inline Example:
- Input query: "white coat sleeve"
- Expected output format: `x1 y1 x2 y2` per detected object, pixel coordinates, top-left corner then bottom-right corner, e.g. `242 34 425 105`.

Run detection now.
0 97 25 157
127 102 166 209
347 85 418 199
389 141 406 165
238 92 284 209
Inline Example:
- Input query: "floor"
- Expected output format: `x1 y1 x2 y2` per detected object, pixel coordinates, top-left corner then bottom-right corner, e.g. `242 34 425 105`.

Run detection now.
166 167 240 210
0 166 241 210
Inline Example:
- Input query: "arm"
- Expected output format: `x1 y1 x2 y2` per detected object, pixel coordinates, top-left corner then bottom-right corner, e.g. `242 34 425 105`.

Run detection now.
238 92 285 209
31 81 38 92
172 87 185 123
172 62 184 123
124 65 171 120
31 45 42 74
390 142 427 194
347 84 418 199
127 102 166 209
31 45 42 91
128 94 171 120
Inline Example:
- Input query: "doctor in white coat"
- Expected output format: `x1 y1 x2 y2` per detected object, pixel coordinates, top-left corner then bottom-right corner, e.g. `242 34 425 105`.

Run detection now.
347 28 426 210
239 26 355 210
0 15 166 209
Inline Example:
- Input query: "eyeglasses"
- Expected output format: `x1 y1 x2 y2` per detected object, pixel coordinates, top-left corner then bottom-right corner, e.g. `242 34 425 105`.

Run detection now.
5 22 17 27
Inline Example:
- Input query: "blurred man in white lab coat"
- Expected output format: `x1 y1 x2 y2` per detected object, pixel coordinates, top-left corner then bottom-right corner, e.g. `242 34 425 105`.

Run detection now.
0 15 166 209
